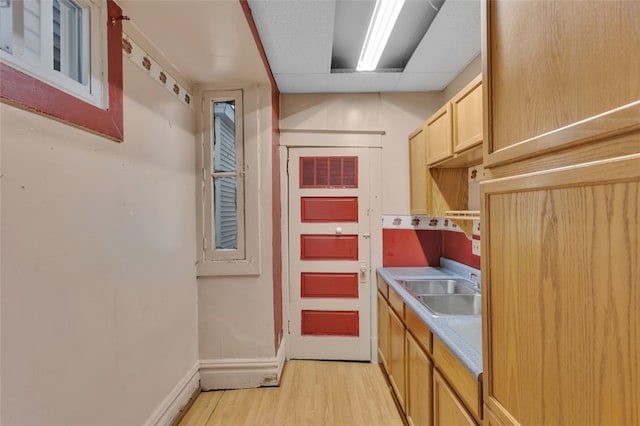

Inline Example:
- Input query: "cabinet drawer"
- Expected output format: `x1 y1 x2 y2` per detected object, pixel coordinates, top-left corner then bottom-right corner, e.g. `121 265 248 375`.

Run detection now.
377 275 389 300
406 308 432 355
433 338 481 420
389 287 405 320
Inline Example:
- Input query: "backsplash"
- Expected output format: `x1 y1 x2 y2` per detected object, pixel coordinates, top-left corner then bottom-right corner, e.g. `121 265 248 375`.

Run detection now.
382 214 480 268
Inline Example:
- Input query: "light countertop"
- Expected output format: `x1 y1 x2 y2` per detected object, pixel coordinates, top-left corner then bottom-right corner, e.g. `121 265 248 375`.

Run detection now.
377 259 483 378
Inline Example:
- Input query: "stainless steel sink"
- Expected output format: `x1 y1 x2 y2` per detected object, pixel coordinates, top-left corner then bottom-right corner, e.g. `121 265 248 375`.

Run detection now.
417 294 482 316
401 279 476 295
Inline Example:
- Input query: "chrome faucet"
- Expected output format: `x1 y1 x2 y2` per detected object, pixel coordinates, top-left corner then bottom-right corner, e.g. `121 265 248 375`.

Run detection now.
469 273 480 291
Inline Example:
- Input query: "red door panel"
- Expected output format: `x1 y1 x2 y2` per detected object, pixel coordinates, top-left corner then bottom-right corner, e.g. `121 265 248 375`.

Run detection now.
300 235 358 260
301 197 358 222
301 272 359 298
301 310 359 336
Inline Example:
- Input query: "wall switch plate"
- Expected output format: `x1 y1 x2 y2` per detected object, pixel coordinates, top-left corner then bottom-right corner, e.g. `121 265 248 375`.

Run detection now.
472 239 481 256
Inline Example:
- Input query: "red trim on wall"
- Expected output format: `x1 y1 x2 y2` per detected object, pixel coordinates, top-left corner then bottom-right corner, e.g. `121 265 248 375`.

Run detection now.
0 0 123 142
382 229 442 267
301 310 359 336
442 231 481 269
239 0 283 352
301 273 359 298
300 235 359 260
301 197 358 223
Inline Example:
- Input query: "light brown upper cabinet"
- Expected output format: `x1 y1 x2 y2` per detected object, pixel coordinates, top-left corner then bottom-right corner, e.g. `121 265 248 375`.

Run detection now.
451 74 483 154
426 75 483 167
409 125 428 215
426 103 453 164
484 0 640 168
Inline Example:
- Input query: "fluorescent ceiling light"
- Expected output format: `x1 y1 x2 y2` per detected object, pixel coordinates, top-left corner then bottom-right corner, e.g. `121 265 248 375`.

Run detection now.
356 0 406 72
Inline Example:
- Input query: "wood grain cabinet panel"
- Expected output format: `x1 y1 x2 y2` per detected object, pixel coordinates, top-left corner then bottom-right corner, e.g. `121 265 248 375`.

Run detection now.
452 74 483 154
426 103 453 164
433 370 477 426
406 332 433 426
484 0 640 166
409 125 428 215
377 290 390 373
389 306 406 413
482 155 640 425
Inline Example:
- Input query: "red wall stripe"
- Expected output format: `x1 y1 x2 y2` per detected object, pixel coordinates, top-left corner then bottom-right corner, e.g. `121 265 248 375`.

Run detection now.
301 197 358 222
442 231 481 269
239 0 283 351
301 310 359 336
382 229 442 267
301 273 359 298
0 0 123 141
300 235 358 260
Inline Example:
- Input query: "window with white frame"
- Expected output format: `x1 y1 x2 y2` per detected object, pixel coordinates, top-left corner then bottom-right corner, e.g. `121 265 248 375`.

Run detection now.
0 0 107 107
198 89 260 276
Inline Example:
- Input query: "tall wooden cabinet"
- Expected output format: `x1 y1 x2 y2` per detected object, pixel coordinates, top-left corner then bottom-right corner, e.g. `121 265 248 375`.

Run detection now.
482 1 640 425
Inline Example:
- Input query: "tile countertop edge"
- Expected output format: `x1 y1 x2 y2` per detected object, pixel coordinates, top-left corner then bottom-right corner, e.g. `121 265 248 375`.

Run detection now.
376 262 483 379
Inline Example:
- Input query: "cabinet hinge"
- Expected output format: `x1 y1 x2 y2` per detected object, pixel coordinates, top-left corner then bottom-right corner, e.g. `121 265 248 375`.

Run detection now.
287 320 291 334
203 236 207 251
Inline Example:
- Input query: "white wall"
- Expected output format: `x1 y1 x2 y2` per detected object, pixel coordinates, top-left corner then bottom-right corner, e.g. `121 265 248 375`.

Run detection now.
0 59 199 426
280 92 442 215
443 54 482 102
197 85 276 362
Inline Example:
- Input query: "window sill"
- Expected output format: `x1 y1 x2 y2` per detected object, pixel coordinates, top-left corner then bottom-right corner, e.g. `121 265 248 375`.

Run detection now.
196 258 261 277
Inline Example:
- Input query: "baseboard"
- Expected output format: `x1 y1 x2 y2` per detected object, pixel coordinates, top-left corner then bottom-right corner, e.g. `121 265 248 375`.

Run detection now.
200 336 287 390
145 361 201 426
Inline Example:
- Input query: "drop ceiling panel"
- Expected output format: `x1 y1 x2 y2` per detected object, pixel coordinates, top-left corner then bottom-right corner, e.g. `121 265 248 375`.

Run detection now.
403 0 481 74
249 0 481 93
248 0 335 74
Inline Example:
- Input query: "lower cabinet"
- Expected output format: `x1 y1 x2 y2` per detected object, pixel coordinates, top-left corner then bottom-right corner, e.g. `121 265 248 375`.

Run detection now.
377 291 390 372
389 306 406 412
377 279 483 425
406 332 433 426
433 370 477 426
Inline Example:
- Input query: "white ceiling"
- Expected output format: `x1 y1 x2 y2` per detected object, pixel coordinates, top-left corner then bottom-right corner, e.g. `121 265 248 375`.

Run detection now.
118 0 271 87
117 0 480 94
247 0 481 93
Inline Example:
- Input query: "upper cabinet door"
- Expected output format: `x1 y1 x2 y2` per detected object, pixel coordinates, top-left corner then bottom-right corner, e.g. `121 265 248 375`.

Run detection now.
483 0 640 168
409 125 428 215
426 103 453 165
452 74 483 154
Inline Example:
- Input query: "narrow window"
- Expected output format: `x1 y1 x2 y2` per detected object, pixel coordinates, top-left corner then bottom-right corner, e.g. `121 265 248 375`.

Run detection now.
212 100 240 251
203 91 245 262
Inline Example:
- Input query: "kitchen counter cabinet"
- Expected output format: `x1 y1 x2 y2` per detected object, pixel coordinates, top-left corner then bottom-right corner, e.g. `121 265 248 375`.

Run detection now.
377 291 389 372
406 332 433 426
388 299 406 413
376 266 483 425
434 370 477 426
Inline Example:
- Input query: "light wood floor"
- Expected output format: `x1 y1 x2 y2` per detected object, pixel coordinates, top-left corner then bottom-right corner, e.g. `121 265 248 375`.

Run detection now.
178 360 404 426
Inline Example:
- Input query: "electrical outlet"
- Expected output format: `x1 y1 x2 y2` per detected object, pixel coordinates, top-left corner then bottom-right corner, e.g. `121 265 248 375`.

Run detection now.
472 239 481 256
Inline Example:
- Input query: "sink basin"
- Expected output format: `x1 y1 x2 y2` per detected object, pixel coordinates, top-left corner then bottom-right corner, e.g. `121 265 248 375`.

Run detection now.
401 279 476 295
417 294 482 316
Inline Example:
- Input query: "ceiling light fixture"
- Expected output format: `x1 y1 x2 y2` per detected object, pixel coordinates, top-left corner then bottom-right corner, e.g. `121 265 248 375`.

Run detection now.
356 0 406 72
